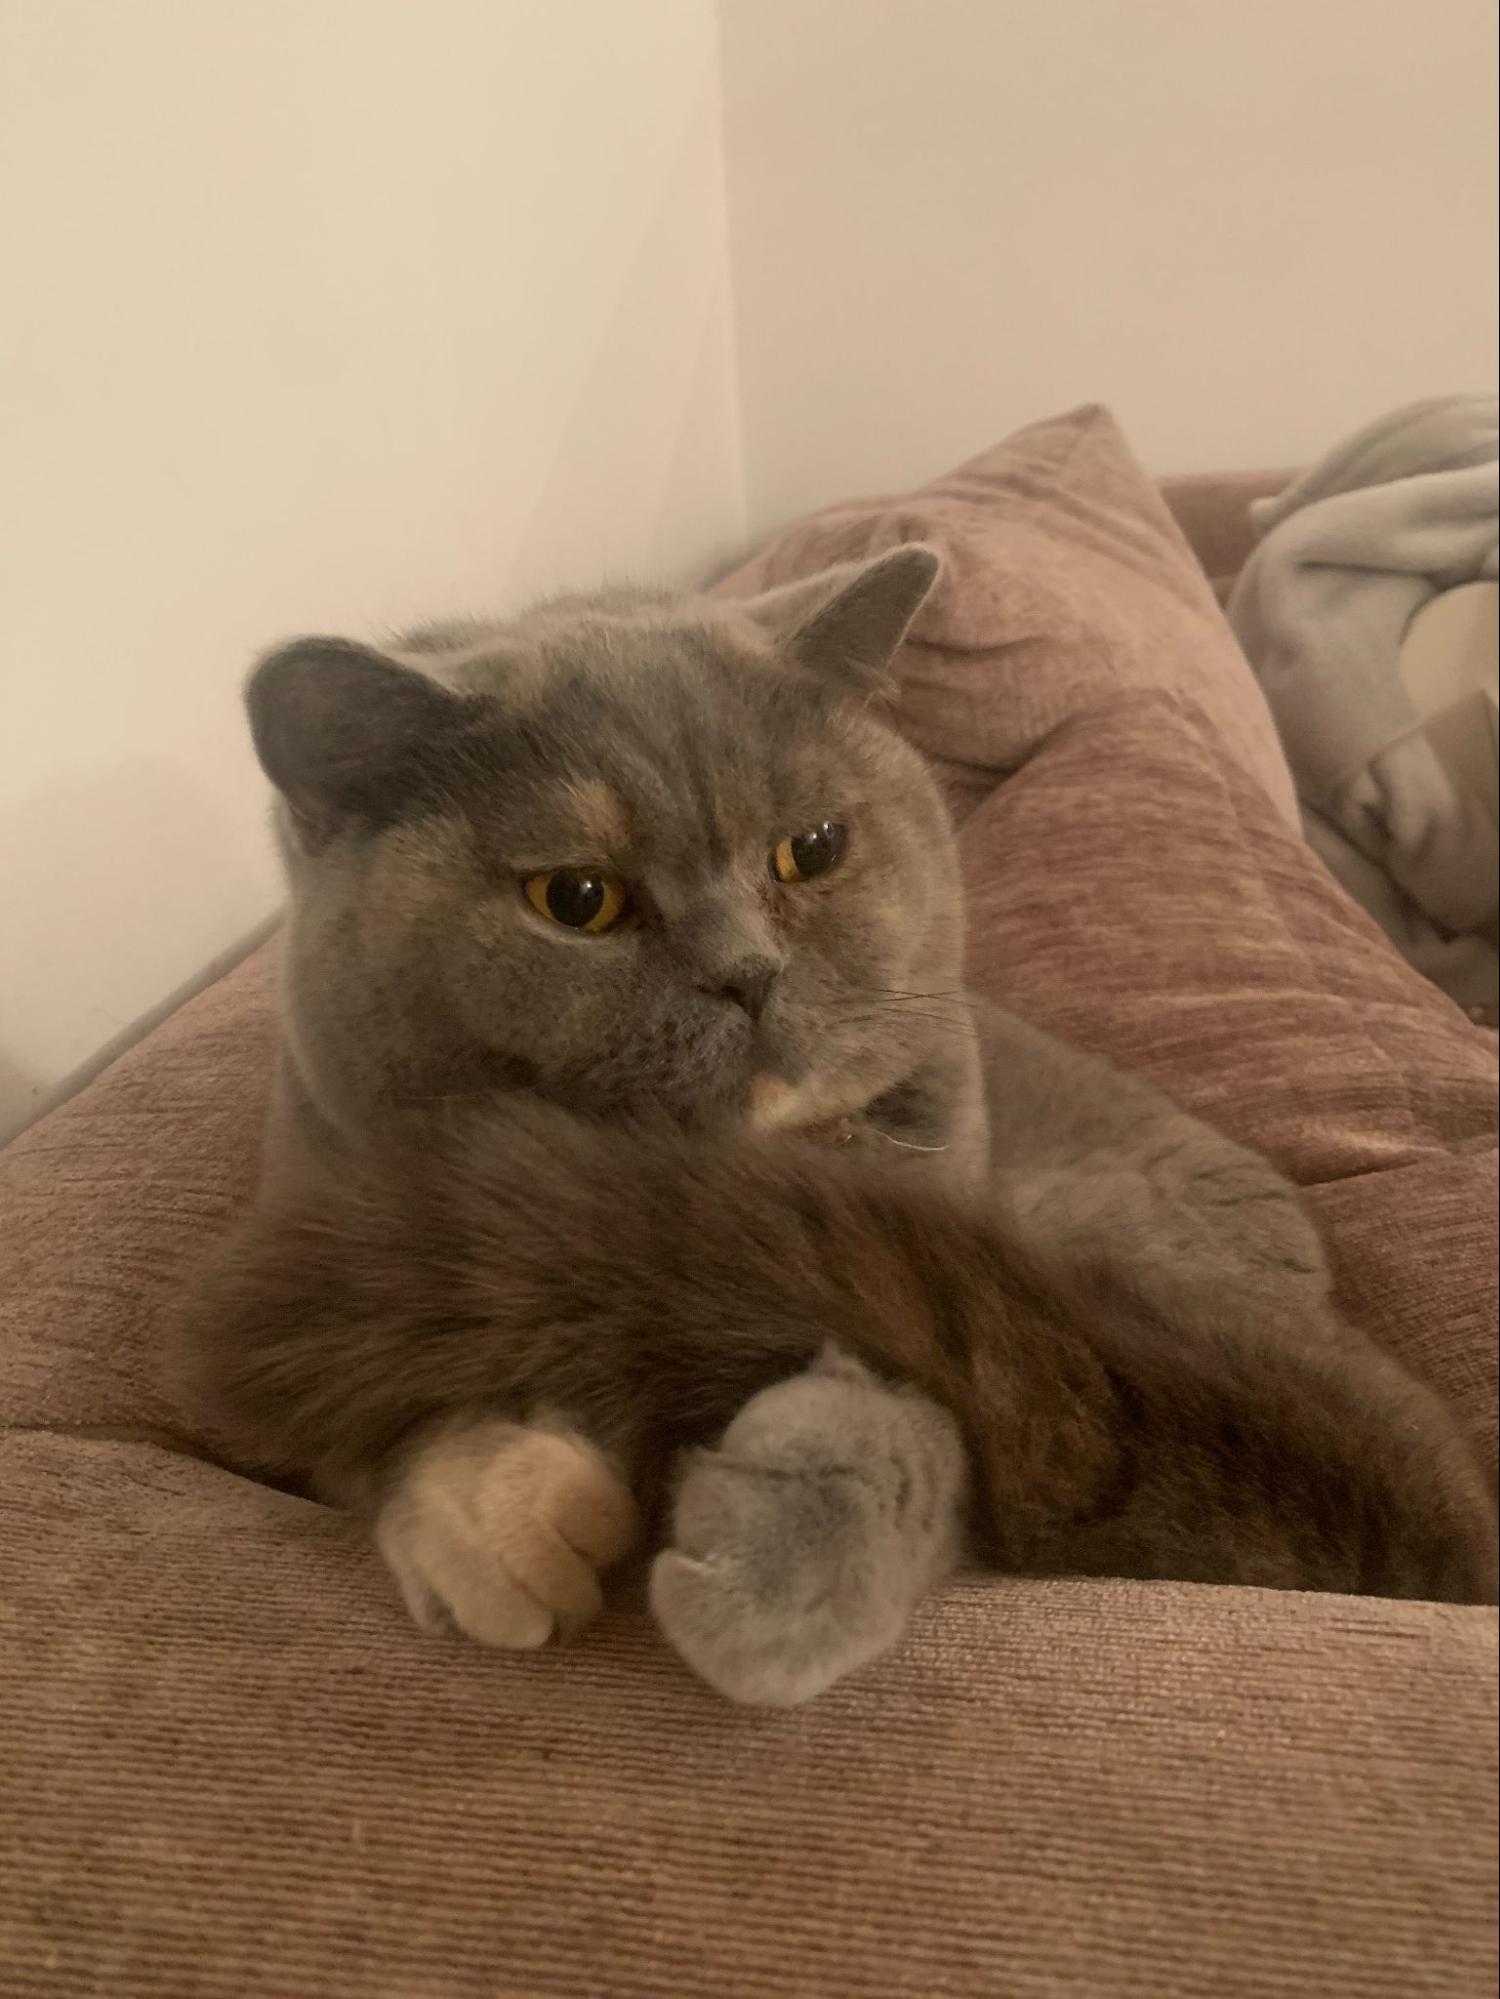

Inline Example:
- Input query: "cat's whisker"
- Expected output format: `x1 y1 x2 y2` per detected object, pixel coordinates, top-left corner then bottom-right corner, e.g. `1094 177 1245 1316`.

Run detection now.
842 989 979 1024
834 1004 977 1036
846 985 977 1008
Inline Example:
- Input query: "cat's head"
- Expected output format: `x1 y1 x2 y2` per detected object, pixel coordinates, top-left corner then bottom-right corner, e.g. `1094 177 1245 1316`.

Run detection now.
250 547 967 1144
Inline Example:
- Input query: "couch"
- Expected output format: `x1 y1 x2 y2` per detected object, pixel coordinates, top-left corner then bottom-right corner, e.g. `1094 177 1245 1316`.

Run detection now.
2 407 1495 1998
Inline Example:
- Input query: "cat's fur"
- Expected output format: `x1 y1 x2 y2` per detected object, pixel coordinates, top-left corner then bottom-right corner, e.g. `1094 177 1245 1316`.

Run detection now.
178 547 1498 1707
257 553 986 1180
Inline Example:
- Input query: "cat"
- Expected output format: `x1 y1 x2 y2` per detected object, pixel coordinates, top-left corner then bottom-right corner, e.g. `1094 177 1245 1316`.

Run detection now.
177 546 1498 1707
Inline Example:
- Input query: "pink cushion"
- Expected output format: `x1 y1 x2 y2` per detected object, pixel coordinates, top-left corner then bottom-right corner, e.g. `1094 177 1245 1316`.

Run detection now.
719 404 1299 827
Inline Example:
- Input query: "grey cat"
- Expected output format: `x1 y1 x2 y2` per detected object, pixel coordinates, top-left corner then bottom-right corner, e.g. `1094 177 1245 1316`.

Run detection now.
177 547 1497 1708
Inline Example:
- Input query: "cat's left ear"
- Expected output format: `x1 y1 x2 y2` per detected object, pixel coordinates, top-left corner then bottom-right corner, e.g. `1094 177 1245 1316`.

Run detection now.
737 544 941 692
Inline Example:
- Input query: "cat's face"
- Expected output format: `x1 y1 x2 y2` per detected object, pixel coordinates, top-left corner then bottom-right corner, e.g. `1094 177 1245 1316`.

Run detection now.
253 549 964 1141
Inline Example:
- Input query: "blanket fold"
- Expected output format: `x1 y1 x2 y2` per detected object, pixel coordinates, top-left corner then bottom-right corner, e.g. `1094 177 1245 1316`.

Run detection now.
1228 395 1499 1011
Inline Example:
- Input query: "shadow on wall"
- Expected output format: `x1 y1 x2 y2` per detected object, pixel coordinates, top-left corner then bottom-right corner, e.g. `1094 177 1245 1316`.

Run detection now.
0 755 278 1145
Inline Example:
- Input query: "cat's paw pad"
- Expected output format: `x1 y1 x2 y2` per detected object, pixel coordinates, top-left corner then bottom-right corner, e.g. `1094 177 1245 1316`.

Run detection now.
650 1349 966 1707
376 1422 640 1648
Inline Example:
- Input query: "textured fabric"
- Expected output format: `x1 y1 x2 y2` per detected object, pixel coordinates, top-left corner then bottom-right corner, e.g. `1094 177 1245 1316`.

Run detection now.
2 419 1497 1996
1226 395 1500 1010
0 941 278 1443
2 1432 1495 1999
716 404 1301 830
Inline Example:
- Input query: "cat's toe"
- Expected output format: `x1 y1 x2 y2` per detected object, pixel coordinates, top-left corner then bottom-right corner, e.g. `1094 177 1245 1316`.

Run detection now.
375 1420 641 1648
650 1352 966 1707
650 1517 906 1708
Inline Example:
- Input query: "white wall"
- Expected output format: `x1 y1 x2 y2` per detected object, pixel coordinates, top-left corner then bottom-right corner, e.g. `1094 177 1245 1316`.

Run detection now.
719 0 1500 535
0 0 744 1141
5 1 1498 1142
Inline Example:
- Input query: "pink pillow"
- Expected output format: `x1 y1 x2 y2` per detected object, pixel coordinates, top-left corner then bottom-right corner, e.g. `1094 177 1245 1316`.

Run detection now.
719 405 1298 826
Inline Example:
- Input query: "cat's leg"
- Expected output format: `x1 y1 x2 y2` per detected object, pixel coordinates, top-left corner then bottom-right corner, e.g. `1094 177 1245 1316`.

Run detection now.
375 1415 641 1647
973 1000 1333 1326
650 1347 968 1707
991 1141 1333 1332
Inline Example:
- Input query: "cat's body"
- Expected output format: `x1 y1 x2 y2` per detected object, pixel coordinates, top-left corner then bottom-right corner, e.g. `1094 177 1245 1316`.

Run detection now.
179 548 1497 1706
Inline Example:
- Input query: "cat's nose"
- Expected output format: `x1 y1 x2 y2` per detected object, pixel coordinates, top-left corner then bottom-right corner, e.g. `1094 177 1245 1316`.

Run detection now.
705 959 779 1021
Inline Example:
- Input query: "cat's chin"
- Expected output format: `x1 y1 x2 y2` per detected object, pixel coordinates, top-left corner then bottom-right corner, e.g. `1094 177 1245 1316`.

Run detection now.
745 1072 806 1130
745 1068 880 1140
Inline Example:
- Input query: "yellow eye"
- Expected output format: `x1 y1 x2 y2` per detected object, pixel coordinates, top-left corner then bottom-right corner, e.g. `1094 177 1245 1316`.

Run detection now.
523 868 629 934
771 821 848 884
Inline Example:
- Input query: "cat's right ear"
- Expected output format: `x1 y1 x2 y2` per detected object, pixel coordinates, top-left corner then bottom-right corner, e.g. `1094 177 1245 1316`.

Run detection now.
735 544 942 692
246 638 470 840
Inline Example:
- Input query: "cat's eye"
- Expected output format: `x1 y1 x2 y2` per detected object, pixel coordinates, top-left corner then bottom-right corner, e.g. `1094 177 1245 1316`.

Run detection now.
771 821 848 885
523 867 629 934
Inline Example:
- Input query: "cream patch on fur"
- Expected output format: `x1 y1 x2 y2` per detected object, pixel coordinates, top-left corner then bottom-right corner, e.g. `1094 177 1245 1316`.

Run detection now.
560 778 633 855
747 1073 802 1129
747 1068 879 1134
375 1420 641 1649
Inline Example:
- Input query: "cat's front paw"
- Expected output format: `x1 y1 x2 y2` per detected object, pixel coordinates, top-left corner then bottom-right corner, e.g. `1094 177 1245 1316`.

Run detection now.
375 1419 640 1648
650 1348 967 1707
